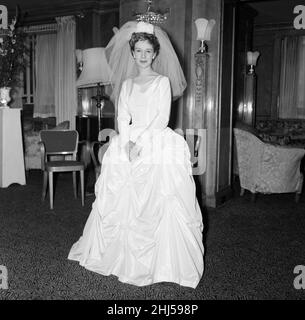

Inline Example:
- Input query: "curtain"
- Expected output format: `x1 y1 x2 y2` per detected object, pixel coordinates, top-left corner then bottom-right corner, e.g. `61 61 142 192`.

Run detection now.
54 16 77 129
296 36 305 117
279 35 305 119
34 34 56 118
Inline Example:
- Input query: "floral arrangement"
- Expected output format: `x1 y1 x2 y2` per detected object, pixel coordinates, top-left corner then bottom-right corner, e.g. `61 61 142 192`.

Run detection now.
0 17 28 88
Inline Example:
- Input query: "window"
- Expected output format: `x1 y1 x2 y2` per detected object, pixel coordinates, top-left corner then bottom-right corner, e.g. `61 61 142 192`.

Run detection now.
22 34 36 105
279 35 305 119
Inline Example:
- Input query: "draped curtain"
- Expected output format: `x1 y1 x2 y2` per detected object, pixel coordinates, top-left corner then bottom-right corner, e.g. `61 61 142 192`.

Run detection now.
279 35 305 119
54 16 77 129
34 34 56 117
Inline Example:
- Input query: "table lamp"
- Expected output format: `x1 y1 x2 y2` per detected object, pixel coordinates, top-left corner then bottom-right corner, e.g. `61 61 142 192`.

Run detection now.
76 47 112 133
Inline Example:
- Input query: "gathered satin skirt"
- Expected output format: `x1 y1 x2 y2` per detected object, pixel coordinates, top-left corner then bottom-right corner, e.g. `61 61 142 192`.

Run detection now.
68 127 204 288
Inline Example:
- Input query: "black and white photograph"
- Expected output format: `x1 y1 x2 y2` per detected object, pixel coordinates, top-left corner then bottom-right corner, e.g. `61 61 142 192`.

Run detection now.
0 0 305 306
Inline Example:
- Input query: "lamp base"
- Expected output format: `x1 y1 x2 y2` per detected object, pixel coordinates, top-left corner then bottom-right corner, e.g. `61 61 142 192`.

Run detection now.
92 83 109 134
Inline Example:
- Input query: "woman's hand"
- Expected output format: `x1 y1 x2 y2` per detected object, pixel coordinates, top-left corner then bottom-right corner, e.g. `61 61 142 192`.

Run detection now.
124 141 142 161
129 144 142 162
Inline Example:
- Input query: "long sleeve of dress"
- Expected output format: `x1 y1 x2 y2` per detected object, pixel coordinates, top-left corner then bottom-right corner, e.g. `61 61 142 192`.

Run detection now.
135 76 171 146
117 80 131 148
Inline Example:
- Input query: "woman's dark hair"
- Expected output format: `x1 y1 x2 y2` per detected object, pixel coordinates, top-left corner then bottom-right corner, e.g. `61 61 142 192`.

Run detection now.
129 32 160 56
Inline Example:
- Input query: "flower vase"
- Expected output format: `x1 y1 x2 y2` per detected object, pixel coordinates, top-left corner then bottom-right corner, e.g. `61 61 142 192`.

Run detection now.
0 87 12 108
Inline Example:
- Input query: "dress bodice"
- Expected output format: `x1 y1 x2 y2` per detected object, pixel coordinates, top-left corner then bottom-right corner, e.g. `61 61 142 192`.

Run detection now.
117 74 171 146
127 75 165 128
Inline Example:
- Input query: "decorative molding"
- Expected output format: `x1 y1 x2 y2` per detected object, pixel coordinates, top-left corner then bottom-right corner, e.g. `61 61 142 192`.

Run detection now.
194 52 209 120
22 23 58 34
254 22 295 32
194 51 209 181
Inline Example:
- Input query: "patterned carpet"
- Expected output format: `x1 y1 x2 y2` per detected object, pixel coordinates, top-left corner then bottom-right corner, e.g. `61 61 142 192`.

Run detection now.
0 170 304 300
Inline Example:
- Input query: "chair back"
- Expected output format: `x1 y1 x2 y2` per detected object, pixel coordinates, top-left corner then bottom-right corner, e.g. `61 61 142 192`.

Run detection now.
234 128 264 191
40 130 79 157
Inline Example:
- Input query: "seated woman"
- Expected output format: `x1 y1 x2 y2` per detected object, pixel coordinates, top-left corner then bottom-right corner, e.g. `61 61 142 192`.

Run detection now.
68 21 204 289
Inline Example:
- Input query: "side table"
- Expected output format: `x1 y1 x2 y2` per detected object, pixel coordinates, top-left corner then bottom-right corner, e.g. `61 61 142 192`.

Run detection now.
0 108 26 187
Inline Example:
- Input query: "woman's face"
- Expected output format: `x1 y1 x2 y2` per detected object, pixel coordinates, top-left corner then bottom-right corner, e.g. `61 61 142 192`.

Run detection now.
133 40 155 70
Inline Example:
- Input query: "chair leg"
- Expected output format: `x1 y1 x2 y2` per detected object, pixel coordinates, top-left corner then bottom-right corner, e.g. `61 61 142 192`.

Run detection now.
73 171 77 199
49 172 54 209
80 170 85 206
42 171 48 201
240 188 245 196
251 192 257 203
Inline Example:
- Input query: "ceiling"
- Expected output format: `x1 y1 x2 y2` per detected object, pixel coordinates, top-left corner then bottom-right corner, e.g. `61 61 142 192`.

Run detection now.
1 0 119 24
241 0 303 26
1 0 302 26
2 0 118 9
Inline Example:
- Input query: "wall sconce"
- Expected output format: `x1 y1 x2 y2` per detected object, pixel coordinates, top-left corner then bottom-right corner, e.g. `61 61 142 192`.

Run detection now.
243 51 261 127
194 18 216 53
247 51 260 74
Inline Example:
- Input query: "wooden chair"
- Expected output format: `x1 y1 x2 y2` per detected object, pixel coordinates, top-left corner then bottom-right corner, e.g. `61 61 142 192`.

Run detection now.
90 132 202 181
90 131 116 180
39 130 85 209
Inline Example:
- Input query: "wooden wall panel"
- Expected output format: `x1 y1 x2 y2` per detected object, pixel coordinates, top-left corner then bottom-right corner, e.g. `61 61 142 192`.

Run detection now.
191 0 223 207
76 11 119 50
254 32 274 120
217 1 234 192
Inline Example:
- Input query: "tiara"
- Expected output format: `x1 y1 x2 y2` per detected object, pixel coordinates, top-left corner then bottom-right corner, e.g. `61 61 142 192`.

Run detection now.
135 21 154 34
134 0 169 25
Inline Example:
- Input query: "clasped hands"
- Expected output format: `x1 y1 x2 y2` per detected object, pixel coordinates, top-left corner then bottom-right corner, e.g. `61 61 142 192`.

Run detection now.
125 140 142 162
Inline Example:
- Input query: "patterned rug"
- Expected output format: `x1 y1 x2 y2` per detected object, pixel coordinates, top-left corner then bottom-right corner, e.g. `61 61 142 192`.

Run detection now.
0 170 304 300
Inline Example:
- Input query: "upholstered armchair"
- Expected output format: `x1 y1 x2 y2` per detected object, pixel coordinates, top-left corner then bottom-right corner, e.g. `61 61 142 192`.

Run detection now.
234 128 305 202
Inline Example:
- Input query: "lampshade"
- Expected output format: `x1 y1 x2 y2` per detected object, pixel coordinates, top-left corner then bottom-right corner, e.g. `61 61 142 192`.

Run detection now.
195 18 216 41
76 47 112 88
247 51 260 66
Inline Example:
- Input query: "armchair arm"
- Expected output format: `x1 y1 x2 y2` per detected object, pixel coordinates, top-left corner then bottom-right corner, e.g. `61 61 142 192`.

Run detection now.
38 141 46 171
262 143 305 165
90 141 103 169
258 143 305 193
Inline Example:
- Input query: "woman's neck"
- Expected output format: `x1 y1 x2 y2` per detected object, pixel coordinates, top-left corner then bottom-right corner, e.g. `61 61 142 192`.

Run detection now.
137 66 155 77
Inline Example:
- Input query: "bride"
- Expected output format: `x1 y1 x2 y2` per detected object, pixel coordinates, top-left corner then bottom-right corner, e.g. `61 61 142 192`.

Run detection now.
68 21 204 289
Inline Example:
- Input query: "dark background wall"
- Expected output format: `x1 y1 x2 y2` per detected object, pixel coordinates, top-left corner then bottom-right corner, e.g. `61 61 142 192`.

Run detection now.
253 27 305 120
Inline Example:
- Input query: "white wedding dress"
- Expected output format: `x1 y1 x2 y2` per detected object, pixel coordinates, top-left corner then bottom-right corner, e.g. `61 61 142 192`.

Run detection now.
68 75 204 288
